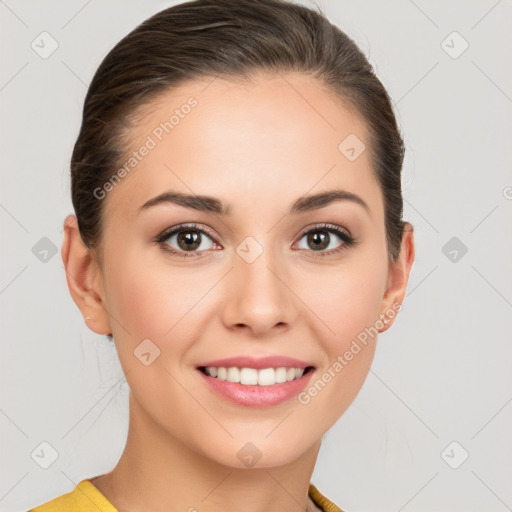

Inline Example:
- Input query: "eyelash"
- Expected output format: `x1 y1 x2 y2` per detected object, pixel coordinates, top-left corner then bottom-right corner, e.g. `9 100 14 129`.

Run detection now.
154 222 357 259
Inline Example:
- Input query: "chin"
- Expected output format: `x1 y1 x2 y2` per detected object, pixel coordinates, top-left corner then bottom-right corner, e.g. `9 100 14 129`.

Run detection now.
197 435 315 470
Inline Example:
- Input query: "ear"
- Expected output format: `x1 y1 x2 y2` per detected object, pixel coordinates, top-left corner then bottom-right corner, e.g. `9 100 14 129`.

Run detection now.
61 214 112 335
377 222 415 333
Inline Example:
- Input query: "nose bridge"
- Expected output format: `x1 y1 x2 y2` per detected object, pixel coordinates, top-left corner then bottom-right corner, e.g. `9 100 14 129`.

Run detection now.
221 235 295 335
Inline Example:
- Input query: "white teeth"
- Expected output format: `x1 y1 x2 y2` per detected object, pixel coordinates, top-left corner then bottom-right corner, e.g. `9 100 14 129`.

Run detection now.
275 367 288 383
240 367 258 385
202 366 308 386
257 368 275 386
227 367 240 383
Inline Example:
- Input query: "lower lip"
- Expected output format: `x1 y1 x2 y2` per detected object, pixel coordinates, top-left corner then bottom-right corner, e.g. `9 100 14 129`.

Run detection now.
196 368 315 407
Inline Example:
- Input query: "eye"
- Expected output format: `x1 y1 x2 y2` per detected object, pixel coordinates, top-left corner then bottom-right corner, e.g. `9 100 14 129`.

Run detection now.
155 223 220 258
295 223 356 257
155 222 357 259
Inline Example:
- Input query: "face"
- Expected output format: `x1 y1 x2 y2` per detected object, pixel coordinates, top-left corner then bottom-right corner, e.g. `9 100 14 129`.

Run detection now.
68 71 412 468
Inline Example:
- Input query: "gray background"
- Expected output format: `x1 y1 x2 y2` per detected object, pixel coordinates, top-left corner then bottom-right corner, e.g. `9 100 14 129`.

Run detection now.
1 1 511 511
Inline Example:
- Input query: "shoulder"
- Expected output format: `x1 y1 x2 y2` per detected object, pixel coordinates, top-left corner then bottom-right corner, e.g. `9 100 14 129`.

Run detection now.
27 479 117 512
308 482 345 512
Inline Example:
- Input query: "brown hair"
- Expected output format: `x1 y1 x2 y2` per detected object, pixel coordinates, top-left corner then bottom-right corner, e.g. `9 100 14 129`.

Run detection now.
71 0 406 337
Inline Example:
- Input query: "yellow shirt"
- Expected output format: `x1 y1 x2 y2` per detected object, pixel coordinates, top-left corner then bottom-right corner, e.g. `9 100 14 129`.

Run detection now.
27 479 344 512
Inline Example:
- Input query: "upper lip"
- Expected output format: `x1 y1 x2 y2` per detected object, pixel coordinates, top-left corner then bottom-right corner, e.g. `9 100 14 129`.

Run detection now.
196 355 315 370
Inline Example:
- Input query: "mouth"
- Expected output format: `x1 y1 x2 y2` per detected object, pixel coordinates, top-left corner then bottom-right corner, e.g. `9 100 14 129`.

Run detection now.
197 365 315 386
195 364 316 407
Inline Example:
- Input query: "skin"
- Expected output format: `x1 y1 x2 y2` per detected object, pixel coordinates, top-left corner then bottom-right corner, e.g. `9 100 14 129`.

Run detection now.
62 71 414 512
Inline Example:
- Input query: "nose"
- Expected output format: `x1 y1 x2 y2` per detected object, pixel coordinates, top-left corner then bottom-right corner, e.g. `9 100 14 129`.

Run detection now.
220 247 297 338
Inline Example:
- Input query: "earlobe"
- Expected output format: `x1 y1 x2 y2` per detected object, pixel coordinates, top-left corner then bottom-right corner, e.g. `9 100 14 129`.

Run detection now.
378 222 415 333
61 214 112 335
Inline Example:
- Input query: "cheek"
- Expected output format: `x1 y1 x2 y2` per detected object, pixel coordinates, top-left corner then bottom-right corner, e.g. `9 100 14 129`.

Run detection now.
104 241 205 340
102 248 203 414
296 259 385 423
297 251 387 348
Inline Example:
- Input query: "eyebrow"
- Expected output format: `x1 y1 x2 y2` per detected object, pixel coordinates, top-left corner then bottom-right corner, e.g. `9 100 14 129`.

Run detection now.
139 189 370 216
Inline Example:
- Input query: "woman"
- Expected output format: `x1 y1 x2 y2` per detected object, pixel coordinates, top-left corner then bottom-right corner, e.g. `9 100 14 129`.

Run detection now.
29 0 414 510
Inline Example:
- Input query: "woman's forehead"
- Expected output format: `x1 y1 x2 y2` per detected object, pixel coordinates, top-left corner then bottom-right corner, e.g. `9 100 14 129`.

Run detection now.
128 72 365 144
102 72 380 219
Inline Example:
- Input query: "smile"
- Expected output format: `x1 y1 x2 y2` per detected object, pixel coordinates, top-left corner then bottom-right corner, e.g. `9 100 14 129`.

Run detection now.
198 366 314 386
196 365 316 407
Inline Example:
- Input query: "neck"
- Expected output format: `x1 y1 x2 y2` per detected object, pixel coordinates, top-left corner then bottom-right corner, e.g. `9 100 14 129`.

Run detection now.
92 392 322 512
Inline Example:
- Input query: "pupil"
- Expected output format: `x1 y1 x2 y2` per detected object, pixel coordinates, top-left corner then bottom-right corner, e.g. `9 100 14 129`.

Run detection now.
309 231 328 250
179 230 200 250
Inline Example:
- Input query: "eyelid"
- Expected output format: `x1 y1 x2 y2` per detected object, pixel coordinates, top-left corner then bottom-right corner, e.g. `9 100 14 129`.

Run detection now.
296 222 352 239
155 221 356 258
154 223 221 257
156 222 351 243
156 222 219 242
294 222 357 258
